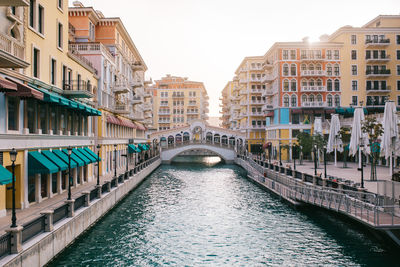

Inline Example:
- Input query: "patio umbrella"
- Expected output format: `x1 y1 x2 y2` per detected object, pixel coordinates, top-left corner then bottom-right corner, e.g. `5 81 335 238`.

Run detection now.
349 107 369 167
314 117 323 135
380 101 398 176
327 114 343 166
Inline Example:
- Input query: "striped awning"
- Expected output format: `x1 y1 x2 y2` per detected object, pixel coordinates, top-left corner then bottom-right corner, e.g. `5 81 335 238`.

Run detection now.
5 78 43 100
0 76 17 92
135 122 146 131
107 115 120 125
118 117 137 129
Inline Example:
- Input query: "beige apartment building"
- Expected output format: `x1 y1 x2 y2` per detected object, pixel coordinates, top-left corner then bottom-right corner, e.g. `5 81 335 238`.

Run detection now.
151 75 209 131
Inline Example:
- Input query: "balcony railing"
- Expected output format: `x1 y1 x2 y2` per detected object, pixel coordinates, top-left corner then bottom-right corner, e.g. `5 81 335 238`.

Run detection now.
250 100 264 105
365 39 390 46
131 80 144 88
301 70 326 76
101 91 115 110
0 32 28 68
158 110 170 115
67 49 98 76
62 80 94 98
239 79 248 84
365 69 391 77
113 83 129 94
250 88 263 94
187 111 199 114
172 93 184 98
250 111 264 116
300 55 324 61
114 103 130 114
261 75 275 83
365 55 390 62
366 86 391 93
301 86 326 92
131 96 143 104
158 120 170 123
301 101 326 108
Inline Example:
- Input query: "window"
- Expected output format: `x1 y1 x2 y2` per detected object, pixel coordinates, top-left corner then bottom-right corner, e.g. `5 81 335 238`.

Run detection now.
29 0 35 28
290 64 296 76
397 50 400 60
57 22 63 48
326 50 332 60
38 5 44 34
351 35 357 45
334 79 340 91
27 99 36 134
7 96 19 131
327 79 332 91
33 48 40 78
351 50 357 60
316 64 322 71
397 65 400 75
352 96 358 106
50 58 56 85
283 50 288 60
291 95 297 107
89 21 95 41
398 96 400 106
334 64 340 76
283 64 289 76
291 79 297 91
352 80 358 91
290 50 296 60
327 95 333 107
283 80 289 91
397 35 400 45
334 50 339 60
316 94 322 102
283 95 289 107
58 0 63 10
77 74 81 90
351 65 357 75
398 80 400 90
334 95 341 107
327 64 332 76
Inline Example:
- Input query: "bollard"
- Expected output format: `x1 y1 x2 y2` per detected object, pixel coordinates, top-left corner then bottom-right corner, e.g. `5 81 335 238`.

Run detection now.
107 181 111 192
65 199 75 217
302 173 306 182
5 226 23 254
96 184 102 199
82 191 90 207
40 210 54 232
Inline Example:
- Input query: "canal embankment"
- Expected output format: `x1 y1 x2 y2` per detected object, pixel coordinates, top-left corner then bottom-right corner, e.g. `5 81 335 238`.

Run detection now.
0 157 161 267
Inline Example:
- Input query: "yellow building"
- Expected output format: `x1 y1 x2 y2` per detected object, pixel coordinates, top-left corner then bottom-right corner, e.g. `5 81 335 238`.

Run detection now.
151 75 209 131
328 15 400 109
220 81 240 130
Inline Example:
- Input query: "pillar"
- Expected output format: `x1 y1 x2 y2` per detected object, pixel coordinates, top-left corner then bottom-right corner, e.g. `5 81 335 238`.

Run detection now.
5 226 23 254
40 210 54 232
65 199 75 217
82 191 90 207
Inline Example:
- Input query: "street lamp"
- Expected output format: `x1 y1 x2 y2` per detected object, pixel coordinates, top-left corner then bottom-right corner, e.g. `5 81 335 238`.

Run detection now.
114 144 117 178
10 148 17 228
292 145 296 170
313 144 318 176
121 144 128 180
67 146 72 200
323 145 327 178
279 142 282 166
96 144 101 186
358 144 365 188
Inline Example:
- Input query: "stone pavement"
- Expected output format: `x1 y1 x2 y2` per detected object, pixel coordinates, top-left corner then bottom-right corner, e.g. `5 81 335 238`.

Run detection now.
281 160 398 194
0 166 130 236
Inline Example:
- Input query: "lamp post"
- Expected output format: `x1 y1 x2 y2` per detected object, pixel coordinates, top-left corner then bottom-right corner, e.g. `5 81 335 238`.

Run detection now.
323 145 327 178
358 144 365 188
313 144 317 176
10 148 17 228
279 142 282 166
96 144 101 186
114 144 117 178
121 144 128 180
292 145 296 170
67 146 72 200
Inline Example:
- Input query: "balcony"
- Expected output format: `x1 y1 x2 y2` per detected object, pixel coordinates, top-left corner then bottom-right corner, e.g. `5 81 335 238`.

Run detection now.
0 0 29 6
250 65 262 71
187 111 199 115
261 75 275 83
239 89 248 95
6 8 23 24
68 50 98 76
131 80 144 88
113 83 129 94
250 77 262 83
301 70 326 77
188 101 197 106
239 79 248 84
131 96 143 105
250 88 263 94
249 124 265 129
301 101 326 108
250 111 264 116
172 93 184 98
0 32 28 68
365 69 391 78
366 97 387 107
365 55 390 63
300 55 324 61
158 110 170 115
262 104 274 111
158 120 170 123
160 102 169 107
301 86 326 92
366 86 391 94
250 99 264 105
365 39 390 47
69 43 114 60
262 61 273 69
62 80 94 98
114 103 130 114
131 62 144 71
143 103 152 111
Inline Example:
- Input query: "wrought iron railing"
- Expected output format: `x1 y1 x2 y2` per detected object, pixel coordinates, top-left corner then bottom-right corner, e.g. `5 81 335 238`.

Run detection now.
53 204 68 224
22 215 45 243
0 233 10 259
74 195 86 211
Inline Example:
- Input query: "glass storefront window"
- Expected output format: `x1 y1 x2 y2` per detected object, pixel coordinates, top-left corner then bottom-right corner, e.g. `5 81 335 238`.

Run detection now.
28 175 36 203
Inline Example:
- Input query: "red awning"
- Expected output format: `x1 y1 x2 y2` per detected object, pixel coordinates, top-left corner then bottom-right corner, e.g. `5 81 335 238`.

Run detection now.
135 122 146 131
0 76 17 92
106 115 120 125
5 78 43 100
118 118 137 129
266 111 274 117
291 109 303 114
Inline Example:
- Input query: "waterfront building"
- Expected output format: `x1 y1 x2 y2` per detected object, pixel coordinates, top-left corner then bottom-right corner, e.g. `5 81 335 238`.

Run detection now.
220 81 239 130
0 0 101 215
68 2 150 178
151 75 209 131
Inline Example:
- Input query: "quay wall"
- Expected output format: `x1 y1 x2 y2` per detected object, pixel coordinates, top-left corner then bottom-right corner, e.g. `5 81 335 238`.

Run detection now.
0 159 161 267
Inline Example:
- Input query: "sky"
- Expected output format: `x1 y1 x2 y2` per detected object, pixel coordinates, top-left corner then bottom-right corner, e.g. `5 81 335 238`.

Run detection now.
70 0 399 117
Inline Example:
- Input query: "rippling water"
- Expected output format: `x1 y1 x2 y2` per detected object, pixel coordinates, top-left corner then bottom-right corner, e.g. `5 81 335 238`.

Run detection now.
48 157 398 266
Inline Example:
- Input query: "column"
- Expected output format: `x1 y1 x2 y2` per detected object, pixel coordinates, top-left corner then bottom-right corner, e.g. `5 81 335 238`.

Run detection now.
35 174 41 203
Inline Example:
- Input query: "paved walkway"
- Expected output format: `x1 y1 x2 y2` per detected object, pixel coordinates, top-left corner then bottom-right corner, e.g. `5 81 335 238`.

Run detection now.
0 166 132 236
279 160 398 194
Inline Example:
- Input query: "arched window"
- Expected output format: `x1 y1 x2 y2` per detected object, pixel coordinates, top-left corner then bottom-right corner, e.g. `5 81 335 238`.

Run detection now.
309 64 314 71
290 64 296 76
291 79 297 91
283 95 290 107
316 94 322 103
334 79 340 91
327 95 333 107
301 64 306 71
334 64 340 76
309 94 315 102
316 79 322 87
302 94 307 104
283 79 289 91
327 79 332 91
283 64 289 76
309 79 315 87
316 64 322 71
291 95 297 107
334 95 341 107
301 79 307 88
327 64 332 76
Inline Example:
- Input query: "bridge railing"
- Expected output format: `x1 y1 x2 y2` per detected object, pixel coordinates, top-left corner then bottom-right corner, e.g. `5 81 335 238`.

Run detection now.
161 140 236 151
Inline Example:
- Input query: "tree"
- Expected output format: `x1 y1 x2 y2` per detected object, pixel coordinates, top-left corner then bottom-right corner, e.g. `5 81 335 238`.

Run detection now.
339 127 351 168
361 117 384 181
296 132 313 161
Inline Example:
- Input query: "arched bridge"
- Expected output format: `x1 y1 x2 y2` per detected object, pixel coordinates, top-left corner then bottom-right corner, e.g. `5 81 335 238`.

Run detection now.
160 141 237 164
149 119 246 164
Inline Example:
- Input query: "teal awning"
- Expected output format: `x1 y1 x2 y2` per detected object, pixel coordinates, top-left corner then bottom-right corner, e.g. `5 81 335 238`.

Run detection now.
84 147 101 161
69 101 78 109
128 144 141 153
53 150 77 168
138 144 149 151
41 150 68 171
72 149 91 165
0 165 12 185
78 148 97 163
62 149 84 167
28 151 59 175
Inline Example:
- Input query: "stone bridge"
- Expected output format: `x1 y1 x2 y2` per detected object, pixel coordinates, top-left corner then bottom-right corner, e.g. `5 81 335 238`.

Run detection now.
149 120 246 164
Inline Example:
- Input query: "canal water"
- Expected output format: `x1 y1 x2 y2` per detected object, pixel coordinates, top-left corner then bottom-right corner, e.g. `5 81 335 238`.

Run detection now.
48 157 398 266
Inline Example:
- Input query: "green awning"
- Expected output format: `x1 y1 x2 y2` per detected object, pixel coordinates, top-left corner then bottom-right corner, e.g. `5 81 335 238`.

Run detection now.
128 144 137 153
69 101 78 109
78 148 97 163
0 165 12 185
41 150 68 171
28 151 59 175
62 149 84 167
29 85 60 103
77 103 86 111
72 149 91 165
84 147 101 161
53 150 77 168
138 144 149 151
